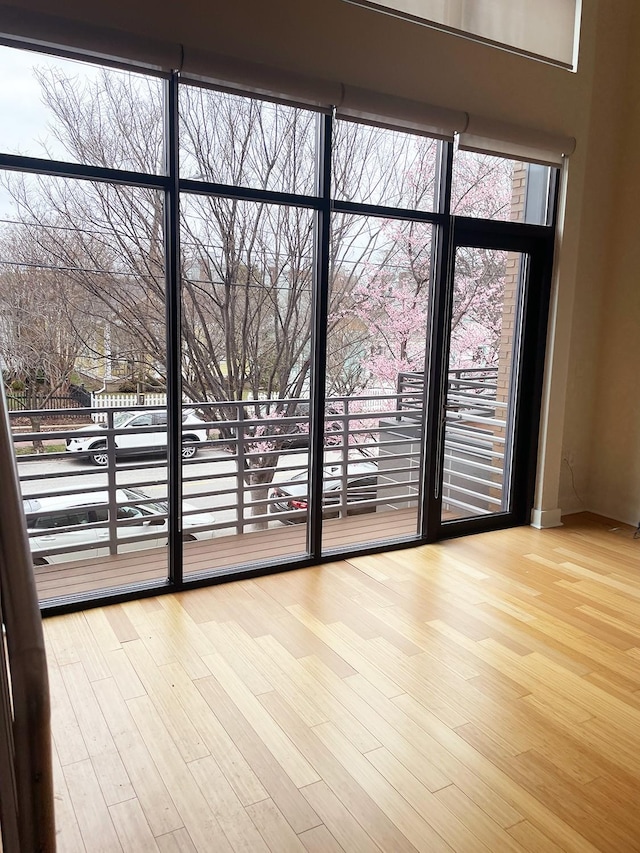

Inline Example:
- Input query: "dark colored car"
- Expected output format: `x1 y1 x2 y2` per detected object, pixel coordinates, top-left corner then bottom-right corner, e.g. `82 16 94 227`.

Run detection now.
242 403 343 450
268 461 378 523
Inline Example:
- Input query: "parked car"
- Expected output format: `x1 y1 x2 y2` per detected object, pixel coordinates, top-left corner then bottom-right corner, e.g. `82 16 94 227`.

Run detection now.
273 403 343 449
24 486 215 565
229 402 343 452
268 461 378 524
66 410 208 466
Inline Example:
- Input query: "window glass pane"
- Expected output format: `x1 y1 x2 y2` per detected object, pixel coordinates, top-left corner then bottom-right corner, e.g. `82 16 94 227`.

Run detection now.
1 172 169 596
442 247 525 522
451 147 552 224
0 44 165 173
179 85 318 194
333 120 439 211
180 195 315 575
323 213 433 551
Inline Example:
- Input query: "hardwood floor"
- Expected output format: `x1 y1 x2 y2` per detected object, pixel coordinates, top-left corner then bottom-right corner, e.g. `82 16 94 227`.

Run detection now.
44 512 640 852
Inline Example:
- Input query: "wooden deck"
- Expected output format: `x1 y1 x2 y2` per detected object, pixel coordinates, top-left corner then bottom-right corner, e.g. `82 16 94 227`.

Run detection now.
35 509 420 601
43 512 640 852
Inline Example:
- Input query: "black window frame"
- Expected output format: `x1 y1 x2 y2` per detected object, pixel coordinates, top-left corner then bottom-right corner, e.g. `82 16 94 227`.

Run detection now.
0 39 558 615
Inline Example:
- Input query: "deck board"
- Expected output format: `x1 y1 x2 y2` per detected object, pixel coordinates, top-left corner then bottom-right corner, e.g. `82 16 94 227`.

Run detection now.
35 509 419 600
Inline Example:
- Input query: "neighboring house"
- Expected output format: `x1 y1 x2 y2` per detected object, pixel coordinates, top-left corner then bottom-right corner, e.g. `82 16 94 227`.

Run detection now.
75 321 162 390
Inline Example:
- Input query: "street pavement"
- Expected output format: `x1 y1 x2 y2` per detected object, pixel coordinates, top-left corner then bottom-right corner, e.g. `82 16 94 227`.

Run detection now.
17 447 310 534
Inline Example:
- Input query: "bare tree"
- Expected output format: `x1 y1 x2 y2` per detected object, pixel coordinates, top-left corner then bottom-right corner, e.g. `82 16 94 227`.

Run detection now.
0 70 384 518
0 65 516 519
0 235 94 448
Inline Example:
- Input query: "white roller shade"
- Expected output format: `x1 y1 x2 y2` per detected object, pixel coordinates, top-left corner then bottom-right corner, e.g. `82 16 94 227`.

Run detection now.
0 3 465 139
182 60 466 138
344 0 580 69
0 2 575 162
336 85 464 140
182 49 340 113
458 116 576 167
0 3 181 70
182 60 466 139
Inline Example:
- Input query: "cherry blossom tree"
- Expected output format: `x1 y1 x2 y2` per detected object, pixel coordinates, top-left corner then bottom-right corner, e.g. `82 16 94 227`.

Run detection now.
327 149 514 397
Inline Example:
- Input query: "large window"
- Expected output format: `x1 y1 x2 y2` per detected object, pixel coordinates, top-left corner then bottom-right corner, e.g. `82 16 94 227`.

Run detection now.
0 41 557 610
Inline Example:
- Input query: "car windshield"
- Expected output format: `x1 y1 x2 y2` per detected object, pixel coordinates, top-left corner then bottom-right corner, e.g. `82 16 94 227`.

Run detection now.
122 487 168 513
113 411 137 428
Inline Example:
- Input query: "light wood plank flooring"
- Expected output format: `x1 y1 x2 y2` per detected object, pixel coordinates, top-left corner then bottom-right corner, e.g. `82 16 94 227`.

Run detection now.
44 512 640 852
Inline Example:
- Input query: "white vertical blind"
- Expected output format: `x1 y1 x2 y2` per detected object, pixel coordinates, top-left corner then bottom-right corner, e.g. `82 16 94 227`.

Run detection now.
343 0 580 68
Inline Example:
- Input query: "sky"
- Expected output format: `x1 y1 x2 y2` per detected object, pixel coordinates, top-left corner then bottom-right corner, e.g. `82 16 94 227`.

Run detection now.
0 44 72 216
0 43 115 217
0 45 80 157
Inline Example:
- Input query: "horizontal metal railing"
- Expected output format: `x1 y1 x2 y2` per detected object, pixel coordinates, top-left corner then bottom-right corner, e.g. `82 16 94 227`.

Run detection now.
11 368 508 565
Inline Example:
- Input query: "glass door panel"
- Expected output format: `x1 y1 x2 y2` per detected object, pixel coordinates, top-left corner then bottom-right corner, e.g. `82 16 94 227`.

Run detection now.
322 214 433 552
441 246 525 522
3 175 170 600
180 196 314 577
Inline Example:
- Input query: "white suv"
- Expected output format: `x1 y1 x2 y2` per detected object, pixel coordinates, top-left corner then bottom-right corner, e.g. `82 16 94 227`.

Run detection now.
24 487 215 565
66 410 208 466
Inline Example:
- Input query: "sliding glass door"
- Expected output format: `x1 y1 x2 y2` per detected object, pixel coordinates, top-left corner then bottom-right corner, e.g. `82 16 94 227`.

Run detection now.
435 221 553 535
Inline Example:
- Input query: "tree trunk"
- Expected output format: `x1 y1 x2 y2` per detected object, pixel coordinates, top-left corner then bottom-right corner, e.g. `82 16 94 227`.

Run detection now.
249 484 270 530
30 415 44 453
245 461 279 530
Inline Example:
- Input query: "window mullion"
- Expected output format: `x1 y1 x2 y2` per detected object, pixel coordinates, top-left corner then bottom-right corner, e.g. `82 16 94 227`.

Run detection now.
164 71 183 585
307 112 333 559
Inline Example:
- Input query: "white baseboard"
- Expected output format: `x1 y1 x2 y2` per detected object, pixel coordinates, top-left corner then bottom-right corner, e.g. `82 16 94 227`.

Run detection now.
530 507 563 529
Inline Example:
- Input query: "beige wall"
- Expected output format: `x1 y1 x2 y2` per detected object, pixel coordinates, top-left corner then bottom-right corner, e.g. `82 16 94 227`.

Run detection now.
3 0 637 524
579 3 640 525
555 0 633 519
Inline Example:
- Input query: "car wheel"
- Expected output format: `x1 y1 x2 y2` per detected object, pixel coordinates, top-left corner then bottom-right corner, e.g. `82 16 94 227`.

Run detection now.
182 533 197 542
33 557 48 567
181 440 198 460
89 444 109 467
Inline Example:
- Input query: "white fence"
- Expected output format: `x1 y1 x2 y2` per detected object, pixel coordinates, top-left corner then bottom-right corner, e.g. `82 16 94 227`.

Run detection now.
90 392 168 422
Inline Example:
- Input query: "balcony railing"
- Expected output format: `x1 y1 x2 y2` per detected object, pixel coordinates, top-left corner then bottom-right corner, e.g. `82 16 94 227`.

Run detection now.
11 368 505 574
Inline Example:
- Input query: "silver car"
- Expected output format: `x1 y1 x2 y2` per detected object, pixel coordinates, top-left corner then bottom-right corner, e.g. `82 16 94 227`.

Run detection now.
269 461 378 524
66 410 208 466
25 486 215 565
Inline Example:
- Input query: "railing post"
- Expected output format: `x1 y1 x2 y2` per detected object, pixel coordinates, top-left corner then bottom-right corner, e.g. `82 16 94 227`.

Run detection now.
396 372 404 419
339 399 349 518
106 409 118 556
237 404 245 535
341 399 349 462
